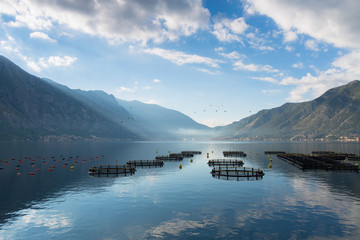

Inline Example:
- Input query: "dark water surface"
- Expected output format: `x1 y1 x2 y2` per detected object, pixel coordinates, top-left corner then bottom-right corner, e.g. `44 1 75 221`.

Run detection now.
0 141 360 239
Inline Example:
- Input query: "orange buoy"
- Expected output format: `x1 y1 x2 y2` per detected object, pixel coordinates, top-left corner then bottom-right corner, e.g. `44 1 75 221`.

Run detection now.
29 172 35 175
17 172 21 176
36 169 41 171
62 165 67 168
48 168 53 171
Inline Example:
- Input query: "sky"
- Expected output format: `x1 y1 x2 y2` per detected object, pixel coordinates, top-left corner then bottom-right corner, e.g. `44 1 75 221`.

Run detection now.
1 0 360 127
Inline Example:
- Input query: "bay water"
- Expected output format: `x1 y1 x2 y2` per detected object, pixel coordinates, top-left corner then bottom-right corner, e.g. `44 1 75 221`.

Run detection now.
0 141 359 239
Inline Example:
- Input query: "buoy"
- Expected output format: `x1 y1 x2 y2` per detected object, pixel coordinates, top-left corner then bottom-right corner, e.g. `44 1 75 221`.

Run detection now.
15 168 19 170
269 158 272 162
17 172 21 176
35 169 40 171
62 165 67 168
51 165 56 168
190 159 193 163
269 163 272 168
48 169 53 171
28 172 35 175
179 164 182 169
70 166 75 170
355 163 359 166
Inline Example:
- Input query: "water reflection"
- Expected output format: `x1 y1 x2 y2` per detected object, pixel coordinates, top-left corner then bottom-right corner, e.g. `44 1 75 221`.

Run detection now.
0 141 360 239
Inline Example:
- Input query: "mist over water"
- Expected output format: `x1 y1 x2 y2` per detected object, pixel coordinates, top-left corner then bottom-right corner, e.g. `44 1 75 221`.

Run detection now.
1 141 360 239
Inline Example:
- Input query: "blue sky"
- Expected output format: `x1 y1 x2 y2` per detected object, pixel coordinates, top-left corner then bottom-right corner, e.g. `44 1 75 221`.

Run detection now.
1 0 360 127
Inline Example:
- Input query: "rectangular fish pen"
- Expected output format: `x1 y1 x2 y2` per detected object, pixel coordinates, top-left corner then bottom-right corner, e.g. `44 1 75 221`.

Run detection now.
223 151 247 157
126 160 164 167
211 166 264 180
156 155 183 161
208 159 244 167
264 151 286 155
170 153 194 158
277 153 359 171
181 151 202 155
89 165 136 177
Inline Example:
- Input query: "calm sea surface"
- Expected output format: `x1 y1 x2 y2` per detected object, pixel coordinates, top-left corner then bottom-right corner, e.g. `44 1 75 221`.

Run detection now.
0 141 360 240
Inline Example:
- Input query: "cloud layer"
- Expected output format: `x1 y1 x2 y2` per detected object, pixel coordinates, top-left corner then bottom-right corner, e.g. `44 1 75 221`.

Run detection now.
1 0 210 45
245 0 360 49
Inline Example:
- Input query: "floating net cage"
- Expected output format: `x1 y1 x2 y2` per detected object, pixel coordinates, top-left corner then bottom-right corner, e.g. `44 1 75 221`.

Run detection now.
211 166 264 181
207 159 244 167
89 165 136 177
126 160 164 168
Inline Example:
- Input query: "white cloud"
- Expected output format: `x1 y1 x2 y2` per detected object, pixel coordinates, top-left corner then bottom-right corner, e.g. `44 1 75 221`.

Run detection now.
196 68 221 75
212 17 248 42
29 32 56 42
218 51 243 59
46 56 77 67
233 60 279 73
246 32 274 51
292 62 303 69
252 76 279 83
1 0 210 45
305 39 320 51
261 89 281 94
283 30 297 42
153 79 161 83
285 45 295 52
27 60 42 72
26 56 77 72
214 47 224 52
278 50 360 102
143 48 222 68
245 0 360 49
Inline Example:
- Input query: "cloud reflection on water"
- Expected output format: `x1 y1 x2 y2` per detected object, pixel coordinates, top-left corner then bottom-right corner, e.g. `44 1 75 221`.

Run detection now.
0 208 72 240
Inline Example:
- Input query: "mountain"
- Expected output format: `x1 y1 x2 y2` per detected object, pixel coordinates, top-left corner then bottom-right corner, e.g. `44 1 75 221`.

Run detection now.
0 55 210 141
0 55 138 141
216 80 360 141
117 99 211 140
45 79 210 140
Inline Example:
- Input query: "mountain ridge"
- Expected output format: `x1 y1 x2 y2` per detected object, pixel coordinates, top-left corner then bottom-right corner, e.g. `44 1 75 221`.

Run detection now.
0 55 209 141
215 80 360 141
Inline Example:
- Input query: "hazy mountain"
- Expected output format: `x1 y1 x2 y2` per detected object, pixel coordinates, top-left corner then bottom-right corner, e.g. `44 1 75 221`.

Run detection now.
0 55 210 141
0 55 138 141
117 99 211 140
216 80 360 141
44 79 210 140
